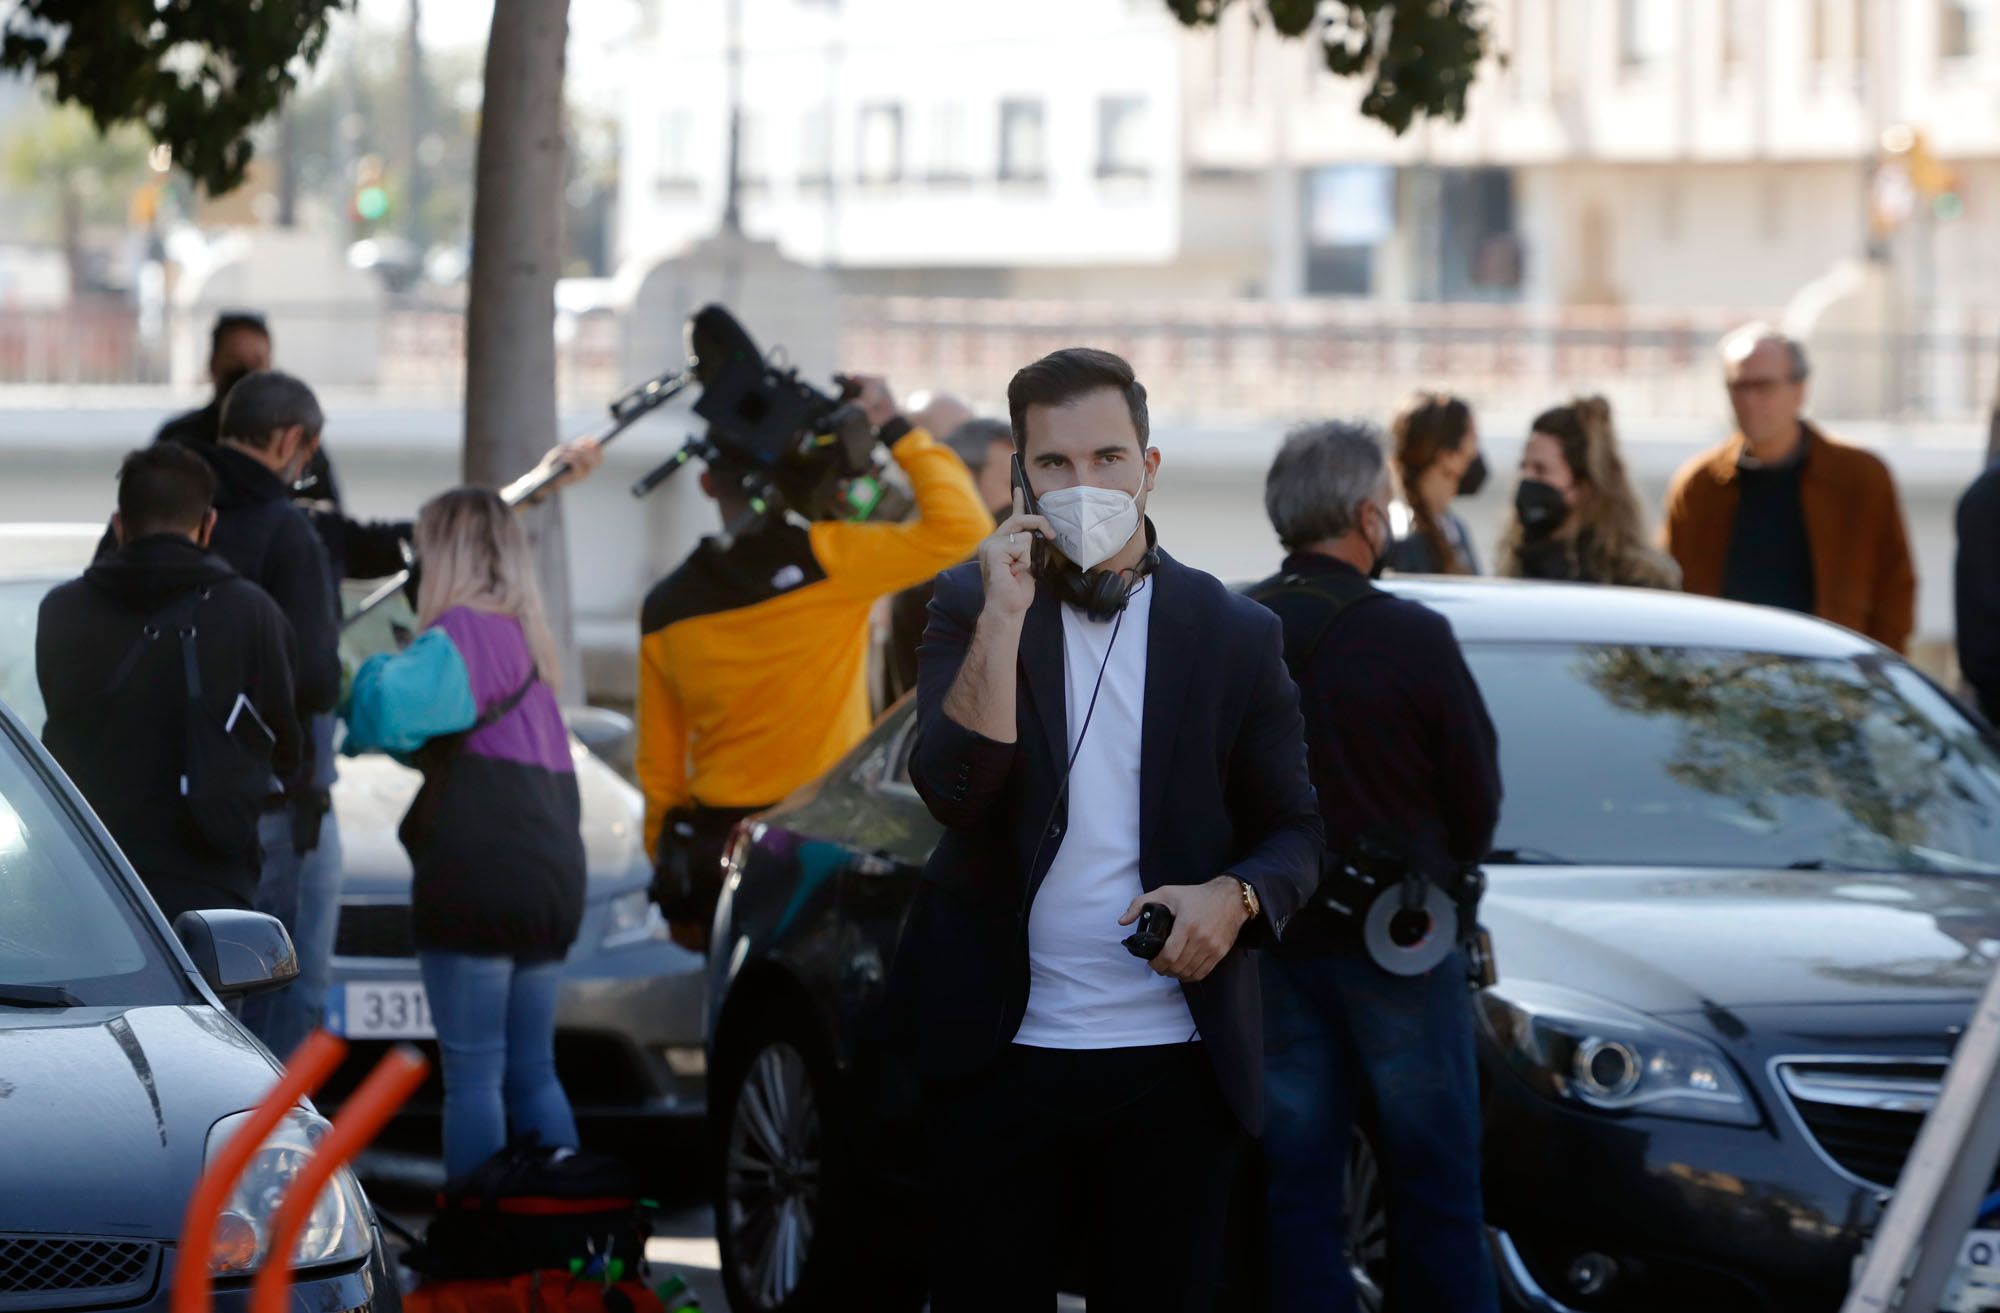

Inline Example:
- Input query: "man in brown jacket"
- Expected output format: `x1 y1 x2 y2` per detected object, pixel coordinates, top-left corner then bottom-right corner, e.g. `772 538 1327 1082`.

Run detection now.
1663 324 1916 651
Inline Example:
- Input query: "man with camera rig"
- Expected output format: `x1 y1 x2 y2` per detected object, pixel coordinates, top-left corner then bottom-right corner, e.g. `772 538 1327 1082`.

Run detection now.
1248 421 1504 1313
636 372 992 949
892 347 1322 1311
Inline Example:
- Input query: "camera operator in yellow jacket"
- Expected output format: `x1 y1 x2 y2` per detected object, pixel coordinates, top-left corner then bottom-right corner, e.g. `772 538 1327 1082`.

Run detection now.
637 374 993 949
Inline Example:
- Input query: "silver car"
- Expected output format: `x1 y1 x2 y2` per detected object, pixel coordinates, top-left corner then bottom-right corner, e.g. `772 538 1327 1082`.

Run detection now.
0 523 707 1154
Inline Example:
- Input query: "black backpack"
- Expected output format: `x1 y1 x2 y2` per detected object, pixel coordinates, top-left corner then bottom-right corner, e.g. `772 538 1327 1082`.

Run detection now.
102 587 277 858
410 1141 651 1282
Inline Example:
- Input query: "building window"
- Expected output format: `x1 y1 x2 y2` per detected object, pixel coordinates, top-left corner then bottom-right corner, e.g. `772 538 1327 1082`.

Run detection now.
1304 165 1393 298
999 98 1046 183
856 103 903 185
923 103 972 184
1618 0 1673 69
656 108 696 192
799 107 832 189
1940 0 1997 59
1720 0 1750 76
1096 96 1150 180
1808 0 1832 64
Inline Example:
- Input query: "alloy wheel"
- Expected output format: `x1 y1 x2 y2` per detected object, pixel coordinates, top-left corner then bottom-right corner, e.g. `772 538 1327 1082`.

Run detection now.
1346 1127 1390 1312
724 1042 823 1310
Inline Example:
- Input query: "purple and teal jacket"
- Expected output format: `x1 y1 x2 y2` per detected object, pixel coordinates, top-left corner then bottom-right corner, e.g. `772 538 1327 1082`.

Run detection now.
344 606 585 961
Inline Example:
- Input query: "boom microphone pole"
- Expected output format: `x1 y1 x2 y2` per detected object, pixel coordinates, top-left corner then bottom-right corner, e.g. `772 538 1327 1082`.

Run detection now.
340 363 698 629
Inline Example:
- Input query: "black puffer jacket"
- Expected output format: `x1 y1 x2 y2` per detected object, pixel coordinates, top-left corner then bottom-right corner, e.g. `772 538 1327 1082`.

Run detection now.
37 536 303 921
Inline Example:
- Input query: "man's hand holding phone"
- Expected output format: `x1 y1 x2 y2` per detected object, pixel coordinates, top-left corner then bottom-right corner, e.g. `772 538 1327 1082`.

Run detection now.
978 483 1049 620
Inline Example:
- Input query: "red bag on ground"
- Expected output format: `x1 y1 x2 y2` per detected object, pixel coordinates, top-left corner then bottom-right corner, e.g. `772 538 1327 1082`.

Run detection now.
406 1270 665 1313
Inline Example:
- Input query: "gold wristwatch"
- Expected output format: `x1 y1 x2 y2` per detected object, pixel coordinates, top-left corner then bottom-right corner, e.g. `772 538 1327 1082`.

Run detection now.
1236 878 1261 923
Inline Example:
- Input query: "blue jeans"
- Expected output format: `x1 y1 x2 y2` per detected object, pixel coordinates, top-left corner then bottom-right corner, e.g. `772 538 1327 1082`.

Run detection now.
1260 949 1498 1313
417 950 579 1181
241 810 343 1062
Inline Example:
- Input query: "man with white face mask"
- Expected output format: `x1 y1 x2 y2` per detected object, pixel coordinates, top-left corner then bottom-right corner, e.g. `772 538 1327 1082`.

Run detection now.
892 347 1322 1310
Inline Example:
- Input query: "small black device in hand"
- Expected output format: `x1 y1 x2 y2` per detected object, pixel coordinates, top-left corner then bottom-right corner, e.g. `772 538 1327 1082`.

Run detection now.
1123 903 1174 960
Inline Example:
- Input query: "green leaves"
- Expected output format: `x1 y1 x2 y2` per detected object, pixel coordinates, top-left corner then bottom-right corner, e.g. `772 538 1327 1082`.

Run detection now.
1165 0 1487 135
1 0 353 194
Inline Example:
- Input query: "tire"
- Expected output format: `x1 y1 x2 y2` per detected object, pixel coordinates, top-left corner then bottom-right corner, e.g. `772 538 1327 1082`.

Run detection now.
713 1007 920 1313
1346 1119 1391 1313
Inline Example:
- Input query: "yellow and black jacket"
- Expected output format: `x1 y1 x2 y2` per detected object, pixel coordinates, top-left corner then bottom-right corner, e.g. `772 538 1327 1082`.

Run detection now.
636 425 992 860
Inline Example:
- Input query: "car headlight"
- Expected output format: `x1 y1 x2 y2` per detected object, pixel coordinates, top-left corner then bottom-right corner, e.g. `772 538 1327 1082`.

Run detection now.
204 1108 373 1275
1477 980 1759 1126
600 888 670 949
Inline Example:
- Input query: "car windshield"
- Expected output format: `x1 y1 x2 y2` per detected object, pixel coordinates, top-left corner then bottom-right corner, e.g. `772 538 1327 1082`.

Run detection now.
0 578 52 731
1468 643 2000 877
339 581 419 668
0 716 188 1005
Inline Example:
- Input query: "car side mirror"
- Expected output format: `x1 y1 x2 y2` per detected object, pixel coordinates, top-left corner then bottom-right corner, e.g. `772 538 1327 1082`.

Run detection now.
173 910 299 999
566 706 636 771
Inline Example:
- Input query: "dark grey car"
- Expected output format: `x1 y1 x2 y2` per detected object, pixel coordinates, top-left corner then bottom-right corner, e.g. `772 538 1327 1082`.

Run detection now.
0 682 400 1311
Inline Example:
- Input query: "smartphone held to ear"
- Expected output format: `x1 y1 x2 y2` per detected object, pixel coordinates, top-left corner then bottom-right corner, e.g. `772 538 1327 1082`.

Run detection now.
1010 453 1050 577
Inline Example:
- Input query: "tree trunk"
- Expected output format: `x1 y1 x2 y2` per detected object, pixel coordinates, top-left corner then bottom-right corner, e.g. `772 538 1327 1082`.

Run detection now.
465 0 578 694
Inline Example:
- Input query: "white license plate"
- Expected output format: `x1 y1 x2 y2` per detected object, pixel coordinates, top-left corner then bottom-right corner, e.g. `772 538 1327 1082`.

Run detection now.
327 981 434 1039
1962 1229 2000 1271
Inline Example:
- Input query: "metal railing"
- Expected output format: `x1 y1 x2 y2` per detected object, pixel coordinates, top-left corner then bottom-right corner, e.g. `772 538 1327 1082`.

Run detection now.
2 297 1994 425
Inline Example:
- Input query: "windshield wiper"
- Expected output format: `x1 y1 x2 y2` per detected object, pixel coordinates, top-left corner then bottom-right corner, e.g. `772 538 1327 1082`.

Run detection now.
0 983 83 1008
1483 847 1576 866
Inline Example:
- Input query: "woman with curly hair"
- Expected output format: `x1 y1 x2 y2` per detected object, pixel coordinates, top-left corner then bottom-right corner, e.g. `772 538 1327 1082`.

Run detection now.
1385 392 1485 575
1496 396 1680 589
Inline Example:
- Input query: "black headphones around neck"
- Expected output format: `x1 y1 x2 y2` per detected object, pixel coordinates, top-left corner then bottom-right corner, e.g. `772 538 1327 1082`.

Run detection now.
1040 521 1160 622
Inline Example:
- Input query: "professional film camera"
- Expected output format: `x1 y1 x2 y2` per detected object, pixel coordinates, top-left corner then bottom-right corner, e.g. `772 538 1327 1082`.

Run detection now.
629 304 909 540
343 302 906 629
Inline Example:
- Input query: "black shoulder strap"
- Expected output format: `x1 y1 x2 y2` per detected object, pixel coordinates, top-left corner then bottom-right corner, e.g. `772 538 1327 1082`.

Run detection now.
472 666 539 732
103 588 210 700
1246 569 1389 678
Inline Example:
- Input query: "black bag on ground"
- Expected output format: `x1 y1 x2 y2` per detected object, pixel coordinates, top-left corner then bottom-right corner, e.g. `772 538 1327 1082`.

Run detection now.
410 1141 651 1282
103 587 275 858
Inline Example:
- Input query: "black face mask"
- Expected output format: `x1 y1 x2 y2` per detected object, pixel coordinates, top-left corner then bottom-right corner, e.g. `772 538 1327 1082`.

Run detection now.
1457 453 1489 499
1365 504 1391 579
1514 479 1569 540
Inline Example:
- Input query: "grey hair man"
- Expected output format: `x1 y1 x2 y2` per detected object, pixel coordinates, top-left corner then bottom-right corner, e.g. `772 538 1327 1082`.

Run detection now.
1264 419 1397 573
1248 418 1505 1313
1664 321 1916 649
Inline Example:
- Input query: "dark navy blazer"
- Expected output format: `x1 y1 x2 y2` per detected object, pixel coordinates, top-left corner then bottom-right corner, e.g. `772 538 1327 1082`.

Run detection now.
891 545 1322 1132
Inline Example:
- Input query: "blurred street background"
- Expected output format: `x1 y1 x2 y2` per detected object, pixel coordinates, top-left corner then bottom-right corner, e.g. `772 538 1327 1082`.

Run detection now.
4 1 1998 704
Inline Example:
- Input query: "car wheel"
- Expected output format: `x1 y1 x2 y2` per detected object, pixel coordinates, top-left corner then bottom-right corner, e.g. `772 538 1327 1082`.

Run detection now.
715 1010 925 1313
717 1024 825 1313
1346 1121 1390 1312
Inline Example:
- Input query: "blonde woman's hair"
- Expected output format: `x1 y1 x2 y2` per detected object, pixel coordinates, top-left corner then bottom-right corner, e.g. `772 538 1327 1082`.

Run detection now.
1496 396 1679 589
414 487 562 690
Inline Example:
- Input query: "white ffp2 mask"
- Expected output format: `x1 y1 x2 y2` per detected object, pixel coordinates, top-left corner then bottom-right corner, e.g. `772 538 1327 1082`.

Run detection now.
1036 484 1140 571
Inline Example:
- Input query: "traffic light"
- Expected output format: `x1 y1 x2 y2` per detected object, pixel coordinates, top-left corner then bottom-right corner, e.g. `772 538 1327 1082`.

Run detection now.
1874 126 1965 233
350 154 392 226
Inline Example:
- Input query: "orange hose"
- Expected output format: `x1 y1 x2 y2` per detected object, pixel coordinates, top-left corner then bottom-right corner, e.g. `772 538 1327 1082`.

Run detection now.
249 1043 429 1313
173 1029 347 1313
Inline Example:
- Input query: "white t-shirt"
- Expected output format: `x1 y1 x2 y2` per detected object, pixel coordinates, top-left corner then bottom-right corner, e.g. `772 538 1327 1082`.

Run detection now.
1013 580 1198 1049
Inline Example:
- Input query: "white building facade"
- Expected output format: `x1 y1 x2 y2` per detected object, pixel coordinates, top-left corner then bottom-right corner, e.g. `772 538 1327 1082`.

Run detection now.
620 0 2000 318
